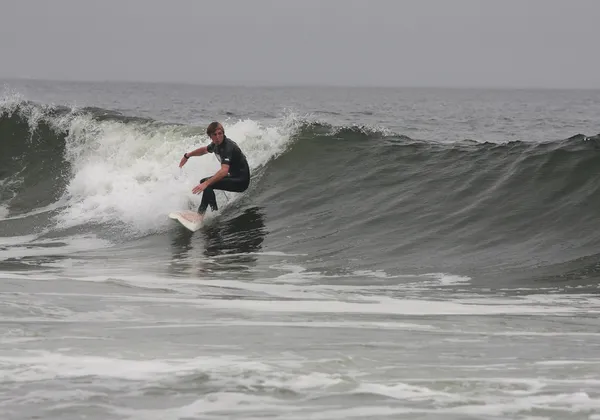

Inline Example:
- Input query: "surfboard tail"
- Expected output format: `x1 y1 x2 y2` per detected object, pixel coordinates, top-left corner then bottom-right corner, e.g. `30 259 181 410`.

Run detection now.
169 211 203 232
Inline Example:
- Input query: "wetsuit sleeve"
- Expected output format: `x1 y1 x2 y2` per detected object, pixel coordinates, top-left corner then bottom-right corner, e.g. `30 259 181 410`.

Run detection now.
206 143 215 153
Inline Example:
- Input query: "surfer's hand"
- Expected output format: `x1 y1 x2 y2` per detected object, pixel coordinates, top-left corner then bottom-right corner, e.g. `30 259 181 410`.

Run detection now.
192 182 207 194
179 155 189 168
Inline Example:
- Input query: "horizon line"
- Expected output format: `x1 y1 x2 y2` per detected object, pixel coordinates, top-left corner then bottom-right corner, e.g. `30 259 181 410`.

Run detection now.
2 76 599 92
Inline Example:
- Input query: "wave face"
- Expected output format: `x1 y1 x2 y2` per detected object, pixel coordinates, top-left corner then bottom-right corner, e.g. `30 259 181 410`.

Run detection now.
252 122 600 281
2 94 600 285
0 101 71 215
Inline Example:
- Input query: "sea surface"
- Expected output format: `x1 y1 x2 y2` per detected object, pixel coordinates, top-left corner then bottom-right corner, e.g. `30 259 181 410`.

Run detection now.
2 79 600 419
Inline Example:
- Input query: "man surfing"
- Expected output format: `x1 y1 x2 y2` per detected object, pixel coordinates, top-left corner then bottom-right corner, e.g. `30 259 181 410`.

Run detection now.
179 122 250 223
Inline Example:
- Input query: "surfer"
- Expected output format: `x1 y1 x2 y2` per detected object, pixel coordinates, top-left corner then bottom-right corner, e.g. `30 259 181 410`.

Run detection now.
179 122 250 220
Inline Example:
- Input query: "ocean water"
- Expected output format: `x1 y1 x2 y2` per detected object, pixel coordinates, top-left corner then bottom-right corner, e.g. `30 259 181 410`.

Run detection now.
1 79 600 419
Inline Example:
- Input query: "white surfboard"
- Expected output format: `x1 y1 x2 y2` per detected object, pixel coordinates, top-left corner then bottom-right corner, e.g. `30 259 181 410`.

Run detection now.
168 210 203 232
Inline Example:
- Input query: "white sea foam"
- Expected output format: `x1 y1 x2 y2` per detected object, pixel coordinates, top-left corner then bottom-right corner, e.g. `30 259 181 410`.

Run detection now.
5 349 598 420
195 294 591 315
0 234 113 261
0 204 8 219
0 350 339 388
54 115 299 234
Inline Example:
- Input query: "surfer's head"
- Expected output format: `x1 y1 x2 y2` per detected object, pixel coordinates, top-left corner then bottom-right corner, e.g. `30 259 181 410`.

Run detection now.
207 122 225 145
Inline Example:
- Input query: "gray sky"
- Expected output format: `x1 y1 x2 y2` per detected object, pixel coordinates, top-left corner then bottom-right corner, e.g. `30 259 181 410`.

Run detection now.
1 0 599 88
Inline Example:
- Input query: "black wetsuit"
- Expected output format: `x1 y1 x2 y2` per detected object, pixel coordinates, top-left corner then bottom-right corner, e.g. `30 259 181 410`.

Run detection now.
198 137 250 214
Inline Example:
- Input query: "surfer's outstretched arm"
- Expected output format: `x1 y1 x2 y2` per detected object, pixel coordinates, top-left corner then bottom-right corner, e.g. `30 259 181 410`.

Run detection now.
179 146 209 167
